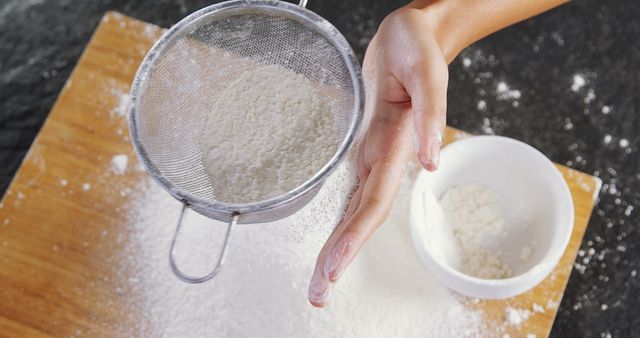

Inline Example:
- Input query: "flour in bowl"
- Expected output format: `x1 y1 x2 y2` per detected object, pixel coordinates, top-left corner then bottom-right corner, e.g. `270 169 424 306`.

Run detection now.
440 184 512 279
200 64 337 203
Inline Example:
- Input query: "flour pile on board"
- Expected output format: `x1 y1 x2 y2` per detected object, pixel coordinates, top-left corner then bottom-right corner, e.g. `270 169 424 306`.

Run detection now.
200 64 338 203
116 161 489 337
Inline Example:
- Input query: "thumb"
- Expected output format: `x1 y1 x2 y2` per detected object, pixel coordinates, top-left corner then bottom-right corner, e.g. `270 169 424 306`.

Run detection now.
405 55 448 171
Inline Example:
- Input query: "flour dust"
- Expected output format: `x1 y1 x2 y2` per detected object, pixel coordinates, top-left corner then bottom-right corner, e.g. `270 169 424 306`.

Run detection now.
117 159 490 337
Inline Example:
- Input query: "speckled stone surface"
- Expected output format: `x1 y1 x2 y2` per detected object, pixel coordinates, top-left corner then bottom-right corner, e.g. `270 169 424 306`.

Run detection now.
0 0 638 336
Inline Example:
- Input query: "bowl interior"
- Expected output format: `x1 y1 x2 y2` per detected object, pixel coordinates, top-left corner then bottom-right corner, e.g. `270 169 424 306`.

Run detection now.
411 136 573 279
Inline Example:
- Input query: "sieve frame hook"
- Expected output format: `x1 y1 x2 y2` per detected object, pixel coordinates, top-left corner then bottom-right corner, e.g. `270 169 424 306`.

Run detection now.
298 0 308 8
169 203 238 284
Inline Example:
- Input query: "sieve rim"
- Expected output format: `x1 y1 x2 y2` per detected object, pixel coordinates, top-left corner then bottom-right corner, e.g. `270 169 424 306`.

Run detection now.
129 0 364 221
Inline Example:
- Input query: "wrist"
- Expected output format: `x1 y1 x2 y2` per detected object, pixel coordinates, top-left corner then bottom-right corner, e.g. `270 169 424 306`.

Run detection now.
407 0 572 64
406 0 466 64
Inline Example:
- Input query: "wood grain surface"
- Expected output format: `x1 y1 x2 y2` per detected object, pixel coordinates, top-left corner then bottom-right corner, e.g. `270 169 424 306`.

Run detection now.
0 12 601 337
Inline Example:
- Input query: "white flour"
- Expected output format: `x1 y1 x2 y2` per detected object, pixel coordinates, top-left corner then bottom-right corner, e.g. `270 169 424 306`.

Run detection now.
495 81 521 101
440 184 512 279
111 154 128 175
117 161 490 337
571 74 586 92
200 64 337 203
505 306 532 326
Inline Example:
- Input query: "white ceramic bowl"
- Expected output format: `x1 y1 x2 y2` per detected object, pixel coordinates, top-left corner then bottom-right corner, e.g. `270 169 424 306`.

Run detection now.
409 135 574 299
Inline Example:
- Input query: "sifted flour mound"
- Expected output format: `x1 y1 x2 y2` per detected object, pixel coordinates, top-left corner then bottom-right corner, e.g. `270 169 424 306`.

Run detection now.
440 184 512 279
200 64 337 203
117 163 488 337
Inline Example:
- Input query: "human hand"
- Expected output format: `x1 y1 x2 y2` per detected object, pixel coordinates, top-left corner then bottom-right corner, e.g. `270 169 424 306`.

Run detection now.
308 6 449 307
307 0 570 307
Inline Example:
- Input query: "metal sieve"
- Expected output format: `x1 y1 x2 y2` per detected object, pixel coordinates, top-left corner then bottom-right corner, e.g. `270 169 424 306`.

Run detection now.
129 0 363 283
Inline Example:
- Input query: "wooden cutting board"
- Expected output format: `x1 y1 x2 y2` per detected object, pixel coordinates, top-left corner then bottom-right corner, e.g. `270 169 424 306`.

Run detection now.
0 12 601 337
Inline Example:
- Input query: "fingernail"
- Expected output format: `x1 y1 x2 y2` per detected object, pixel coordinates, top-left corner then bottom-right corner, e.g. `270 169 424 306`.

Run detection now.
420 133 442 172
308 269 330 306
427 139 441 171
324 236 350 281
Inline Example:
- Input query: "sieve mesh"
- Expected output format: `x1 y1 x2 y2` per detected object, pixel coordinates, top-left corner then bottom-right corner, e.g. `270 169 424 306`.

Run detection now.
130 0 362 223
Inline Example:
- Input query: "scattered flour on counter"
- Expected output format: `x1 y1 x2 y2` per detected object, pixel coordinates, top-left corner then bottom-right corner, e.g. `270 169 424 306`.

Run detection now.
584 89 596 104
571 74 586 92
440 184 512 279
564 118 574 130
200 64 337 203
477 100 487 111
625 205 634 216
82 183 91 192
59 179 68 187
481 117 495 135
495 81 521 101
111 155 129 175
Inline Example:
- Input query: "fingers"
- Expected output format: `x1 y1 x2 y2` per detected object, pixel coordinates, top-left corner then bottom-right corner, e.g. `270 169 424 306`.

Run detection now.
308 179 364 307
308 155 405 307
327 156 405 279
404 48 449 172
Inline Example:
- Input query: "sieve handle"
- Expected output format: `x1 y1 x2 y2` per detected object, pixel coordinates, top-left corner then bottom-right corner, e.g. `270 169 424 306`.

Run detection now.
169 203 238 284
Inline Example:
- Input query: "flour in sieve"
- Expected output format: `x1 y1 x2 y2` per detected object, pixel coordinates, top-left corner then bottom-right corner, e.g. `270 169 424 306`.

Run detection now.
200 64 338 203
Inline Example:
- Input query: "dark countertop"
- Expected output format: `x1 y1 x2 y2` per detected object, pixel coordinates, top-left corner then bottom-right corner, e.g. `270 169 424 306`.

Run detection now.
1 0 638 336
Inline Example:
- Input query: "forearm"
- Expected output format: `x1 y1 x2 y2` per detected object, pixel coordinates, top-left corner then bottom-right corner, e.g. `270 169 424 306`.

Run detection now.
408 0 571 62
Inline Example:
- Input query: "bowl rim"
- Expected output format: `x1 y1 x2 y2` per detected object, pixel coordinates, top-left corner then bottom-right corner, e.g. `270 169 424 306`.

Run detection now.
410 135 574 289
